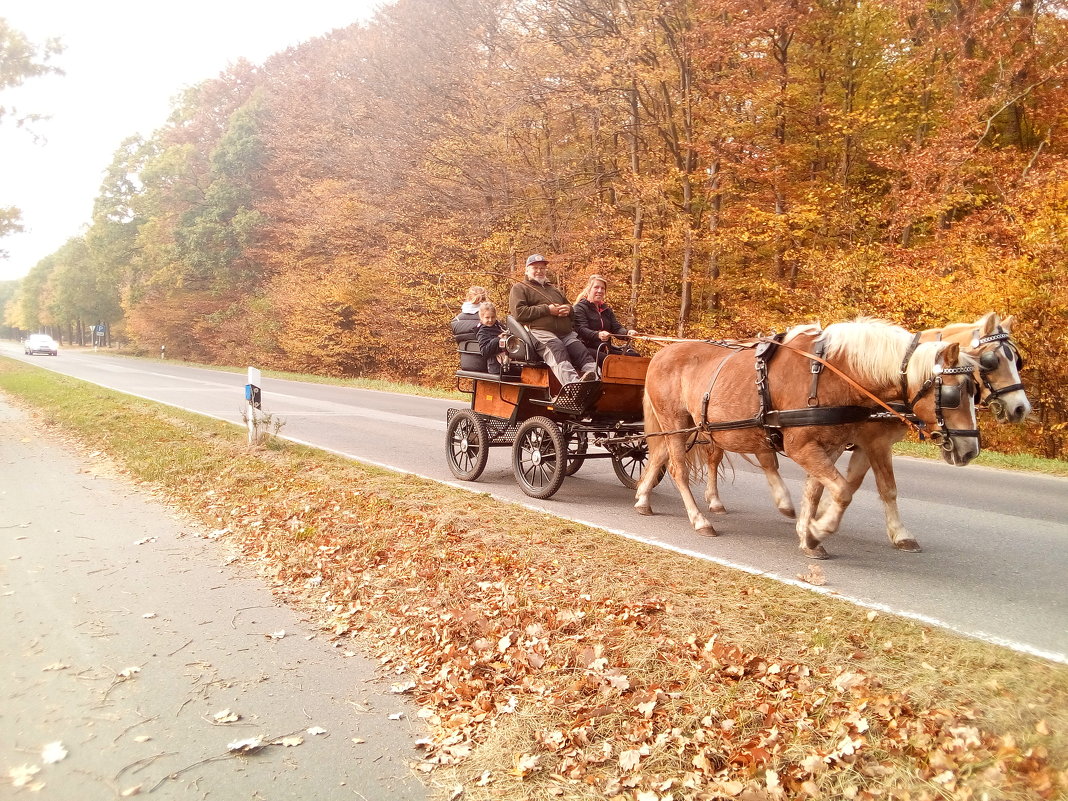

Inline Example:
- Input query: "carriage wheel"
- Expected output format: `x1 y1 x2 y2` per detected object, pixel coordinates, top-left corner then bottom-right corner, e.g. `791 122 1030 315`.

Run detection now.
446 410 490 481
611 441 666 490
512 416 568 499
564 430 589 476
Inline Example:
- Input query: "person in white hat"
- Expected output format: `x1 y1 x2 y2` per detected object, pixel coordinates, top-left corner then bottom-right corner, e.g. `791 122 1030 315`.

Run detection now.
508 254 598 386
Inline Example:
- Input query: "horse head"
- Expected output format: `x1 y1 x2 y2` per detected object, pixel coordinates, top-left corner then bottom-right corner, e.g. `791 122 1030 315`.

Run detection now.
906 341 982 466
971 313 1031 423
929 313 1031 424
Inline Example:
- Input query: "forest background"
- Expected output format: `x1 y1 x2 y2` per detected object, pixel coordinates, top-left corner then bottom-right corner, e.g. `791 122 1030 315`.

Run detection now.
2 0 1067 458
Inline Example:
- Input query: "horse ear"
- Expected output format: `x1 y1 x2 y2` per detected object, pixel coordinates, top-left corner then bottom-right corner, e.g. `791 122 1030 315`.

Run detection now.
940 341 960 365
978 311 998 335
1001 314 1016 333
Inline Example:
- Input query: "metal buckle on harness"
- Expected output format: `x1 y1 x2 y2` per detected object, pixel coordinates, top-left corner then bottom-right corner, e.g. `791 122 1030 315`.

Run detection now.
808 343 825 407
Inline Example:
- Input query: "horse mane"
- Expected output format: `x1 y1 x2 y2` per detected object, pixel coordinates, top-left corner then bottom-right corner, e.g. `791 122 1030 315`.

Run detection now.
905 341 944 387
783 323 821 345
816 318 913 388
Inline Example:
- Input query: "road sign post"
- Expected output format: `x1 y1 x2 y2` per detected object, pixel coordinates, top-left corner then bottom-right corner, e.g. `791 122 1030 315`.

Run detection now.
246 367 262 445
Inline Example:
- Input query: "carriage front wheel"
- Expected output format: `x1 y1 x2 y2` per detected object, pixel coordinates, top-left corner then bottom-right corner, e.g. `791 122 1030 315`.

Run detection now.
446 409 490 481
611 440 666 490
512 416 567 499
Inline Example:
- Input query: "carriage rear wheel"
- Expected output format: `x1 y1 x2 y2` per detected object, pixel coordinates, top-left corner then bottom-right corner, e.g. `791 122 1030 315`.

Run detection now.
564 430 588 476
512 416 567 499
446 409 490 481
611 440 666 490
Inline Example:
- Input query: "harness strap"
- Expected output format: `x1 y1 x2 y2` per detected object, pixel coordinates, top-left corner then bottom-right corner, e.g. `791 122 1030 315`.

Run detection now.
758 337 924 436
700 349 744 425
899 332 922 401
765 405 876 428
808 340 825 406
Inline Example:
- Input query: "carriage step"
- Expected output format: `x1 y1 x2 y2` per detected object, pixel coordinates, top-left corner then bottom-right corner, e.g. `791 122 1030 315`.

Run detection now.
532 380 603 414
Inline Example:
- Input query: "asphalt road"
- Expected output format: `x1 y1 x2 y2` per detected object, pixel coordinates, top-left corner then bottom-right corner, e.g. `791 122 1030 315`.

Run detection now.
0 394 428 800
4 343 1066 665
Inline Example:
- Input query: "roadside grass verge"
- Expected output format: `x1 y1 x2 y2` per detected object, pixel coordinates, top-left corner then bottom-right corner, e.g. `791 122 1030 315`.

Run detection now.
891 439 1068 476
2 357 1065 801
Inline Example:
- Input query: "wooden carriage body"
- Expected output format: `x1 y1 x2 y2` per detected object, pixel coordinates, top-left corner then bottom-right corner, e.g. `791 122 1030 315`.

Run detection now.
445 324 656 499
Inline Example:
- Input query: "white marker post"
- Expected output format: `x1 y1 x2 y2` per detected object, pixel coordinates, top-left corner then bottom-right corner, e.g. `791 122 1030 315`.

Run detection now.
245 367 262 445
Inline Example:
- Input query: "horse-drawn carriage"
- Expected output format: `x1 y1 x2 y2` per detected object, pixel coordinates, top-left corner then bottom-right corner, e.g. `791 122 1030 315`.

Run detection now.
445 317 658 499
446 311 1030 558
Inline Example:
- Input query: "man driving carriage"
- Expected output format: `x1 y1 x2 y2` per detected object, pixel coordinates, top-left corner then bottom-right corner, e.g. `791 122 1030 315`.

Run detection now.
509 254 599 387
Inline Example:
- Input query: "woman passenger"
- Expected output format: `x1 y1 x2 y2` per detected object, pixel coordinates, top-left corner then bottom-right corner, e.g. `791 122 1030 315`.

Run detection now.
450 286 488 343
573 274 639 364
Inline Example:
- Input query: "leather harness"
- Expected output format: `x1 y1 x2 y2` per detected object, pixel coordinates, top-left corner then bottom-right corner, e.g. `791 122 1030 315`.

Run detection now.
694 331 975 454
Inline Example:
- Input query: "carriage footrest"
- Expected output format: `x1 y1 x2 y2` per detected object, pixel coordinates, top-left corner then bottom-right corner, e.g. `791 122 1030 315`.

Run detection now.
532 380 603 415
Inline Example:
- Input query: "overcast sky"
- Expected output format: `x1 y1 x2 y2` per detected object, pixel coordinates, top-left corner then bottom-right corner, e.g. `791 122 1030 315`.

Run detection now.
1 1 390 281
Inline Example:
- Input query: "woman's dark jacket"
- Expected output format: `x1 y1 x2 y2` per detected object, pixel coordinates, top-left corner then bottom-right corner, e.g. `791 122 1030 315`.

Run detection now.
573 299 628 348
450 312 480 343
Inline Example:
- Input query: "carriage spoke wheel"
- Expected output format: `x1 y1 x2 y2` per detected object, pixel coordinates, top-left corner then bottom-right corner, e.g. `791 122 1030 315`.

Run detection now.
512 416 567 499
611 440 665 490
564 430 589 476
446 410 490 481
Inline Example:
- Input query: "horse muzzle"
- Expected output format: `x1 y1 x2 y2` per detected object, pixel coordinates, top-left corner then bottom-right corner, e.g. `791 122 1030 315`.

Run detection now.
928 428 981 466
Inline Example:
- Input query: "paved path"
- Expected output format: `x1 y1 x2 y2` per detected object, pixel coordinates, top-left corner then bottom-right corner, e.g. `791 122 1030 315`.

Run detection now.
0 396 428 800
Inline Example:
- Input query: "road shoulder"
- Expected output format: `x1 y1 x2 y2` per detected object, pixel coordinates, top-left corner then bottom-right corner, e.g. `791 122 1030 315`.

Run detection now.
0 395 428 800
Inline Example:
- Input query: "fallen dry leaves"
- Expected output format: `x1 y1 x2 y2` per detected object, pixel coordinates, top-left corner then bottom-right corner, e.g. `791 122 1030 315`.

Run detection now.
179 462 1068 801
18 386 1064 801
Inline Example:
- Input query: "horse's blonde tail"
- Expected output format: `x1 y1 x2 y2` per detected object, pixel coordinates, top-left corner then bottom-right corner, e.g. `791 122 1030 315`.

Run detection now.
642 387 666 465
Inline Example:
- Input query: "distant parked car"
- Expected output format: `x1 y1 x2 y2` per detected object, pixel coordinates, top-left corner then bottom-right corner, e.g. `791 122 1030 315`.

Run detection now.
24 334 59 356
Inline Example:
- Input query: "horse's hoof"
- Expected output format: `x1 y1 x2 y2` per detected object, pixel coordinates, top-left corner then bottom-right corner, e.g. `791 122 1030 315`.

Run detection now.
779 507 797 519
707 502 727 515
801 544 829 559
893 539 923 553
635 504 653 516
695 526 719 537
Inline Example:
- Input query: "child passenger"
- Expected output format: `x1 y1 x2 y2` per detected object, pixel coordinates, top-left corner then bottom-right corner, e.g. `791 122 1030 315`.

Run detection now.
475 301 511 375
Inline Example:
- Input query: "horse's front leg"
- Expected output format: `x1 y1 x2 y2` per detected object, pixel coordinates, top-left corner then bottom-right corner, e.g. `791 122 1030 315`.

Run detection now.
756 451 795 518
864 443 920 552
792 445 853 559
810 446 866 541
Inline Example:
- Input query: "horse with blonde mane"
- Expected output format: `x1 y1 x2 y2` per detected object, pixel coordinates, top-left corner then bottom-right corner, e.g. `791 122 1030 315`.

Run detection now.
634 318 982 558
698 313 1029 553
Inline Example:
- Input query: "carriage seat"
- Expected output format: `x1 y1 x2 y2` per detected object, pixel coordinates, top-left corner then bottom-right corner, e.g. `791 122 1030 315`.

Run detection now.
457 339 488 372
503 315 547 367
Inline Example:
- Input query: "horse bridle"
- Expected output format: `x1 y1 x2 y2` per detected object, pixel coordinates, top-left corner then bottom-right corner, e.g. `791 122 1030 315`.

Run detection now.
900 337 982 451
906 363 981 450
972 328 1026 415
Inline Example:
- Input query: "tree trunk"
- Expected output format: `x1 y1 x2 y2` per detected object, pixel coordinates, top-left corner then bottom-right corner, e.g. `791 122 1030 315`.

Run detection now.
706 159 722 312
627 80 642 329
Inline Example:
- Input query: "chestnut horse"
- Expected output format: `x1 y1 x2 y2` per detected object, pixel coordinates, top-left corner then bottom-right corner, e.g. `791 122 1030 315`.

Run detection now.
699 313 1028 553
634 319 982 558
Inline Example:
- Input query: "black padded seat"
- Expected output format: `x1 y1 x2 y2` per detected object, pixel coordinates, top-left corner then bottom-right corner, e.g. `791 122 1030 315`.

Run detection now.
503 315 546 366
457 339 488 372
